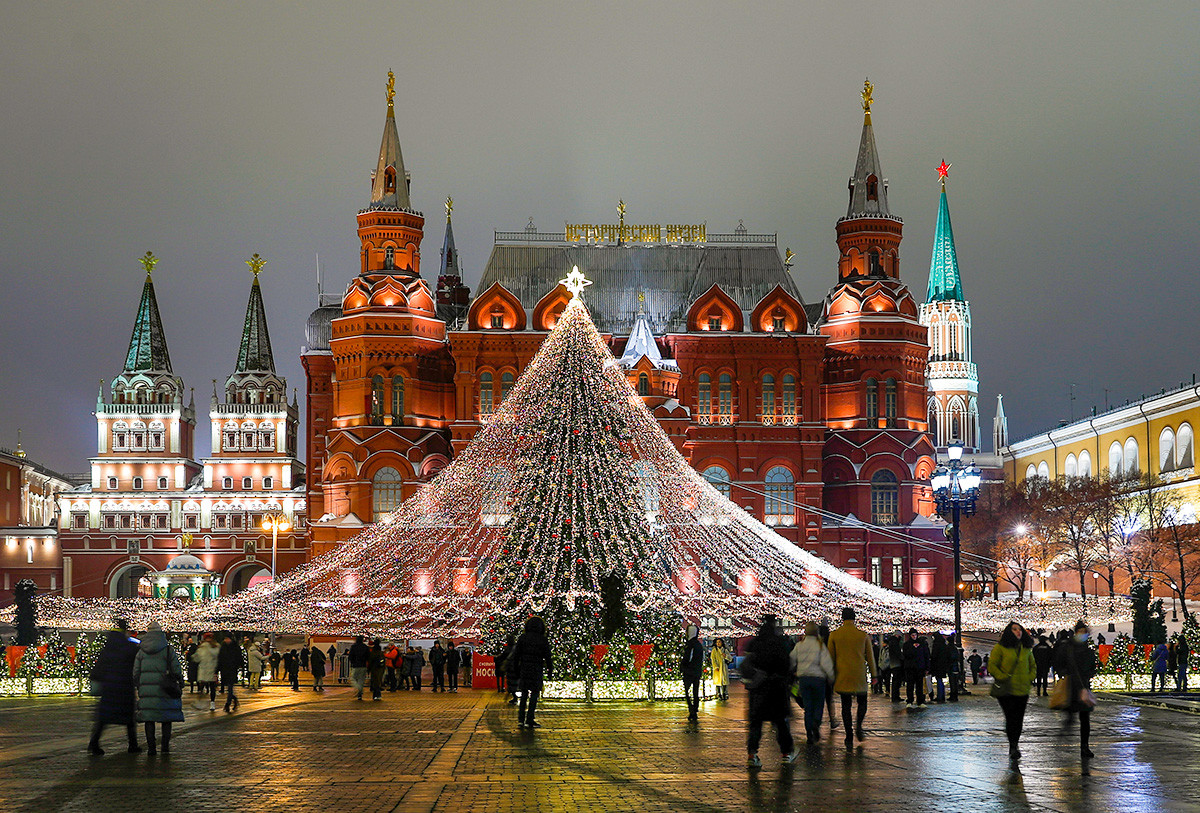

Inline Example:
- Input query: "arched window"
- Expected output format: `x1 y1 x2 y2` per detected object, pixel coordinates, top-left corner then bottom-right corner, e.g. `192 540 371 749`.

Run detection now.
260 426 274 450
1025 464 1037 480
384 245 395 270
1160 427 1176 472
148 420 165 451
637 373 650 396
718 373 733 419
1109 441 1124 476
764 466 794 525
1178 424 1194 469
371 375 385 424
761 374 775 423
948 321 959 360
868 249 882 276
870 470 899 525
372 467 403 520
132 476 143 491
698 374 712 419
478 373 493 417
866 174 879 201
702 465 731 498
1078 450 1093 478
927 400 940 446
1037 461 1050 480
112 421 128 451
885 378 898 427
500 372 515 402
1065 454 1078 478
782 374 796 423
157 476 168 490
1123 437 1140 475
865 378 878 421
383 166 396 194
391 376 404 423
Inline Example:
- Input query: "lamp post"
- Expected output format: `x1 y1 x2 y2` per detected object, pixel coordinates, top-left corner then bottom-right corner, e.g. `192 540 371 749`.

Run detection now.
1170 582 1179 623
262 512 291 651
931 445 982 649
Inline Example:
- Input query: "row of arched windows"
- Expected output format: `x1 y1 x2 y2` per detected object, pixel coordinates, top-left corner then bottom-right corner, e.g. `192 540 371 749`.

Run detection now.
1026 425 1195 483
696 374 798 425
1159 423 1194 472
866 378 898 426
370 375 405 425
478 371 515 416
222 420 275 452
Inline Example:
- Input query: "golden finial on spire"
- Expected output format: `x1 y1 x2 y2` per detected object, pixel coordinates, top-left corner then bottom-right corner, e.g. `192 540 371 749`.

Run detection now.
139 251 159 275
386 70 396 110
861 78 874 123
784 248 795 268
445 196 453 222
617 199 626 226
246 253 266 277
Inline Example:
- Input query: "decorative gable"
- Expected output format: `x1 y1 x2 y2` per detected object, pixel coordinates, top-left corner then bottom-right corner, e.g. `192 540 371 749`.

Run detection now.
750 285 807 333
466 282 526 330
686 285 744 333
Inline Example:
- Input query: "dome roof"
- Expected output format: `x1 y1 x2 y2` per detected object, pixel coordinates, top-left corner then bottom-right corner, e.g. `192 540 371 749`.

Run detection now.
305 305 341 351
164 554 210 572
342 272 436 316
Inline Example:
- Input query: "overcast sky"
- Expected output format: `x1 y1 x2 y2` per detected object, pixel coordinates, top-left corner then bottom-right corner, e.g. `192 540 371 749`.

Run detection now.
1 2 1197 473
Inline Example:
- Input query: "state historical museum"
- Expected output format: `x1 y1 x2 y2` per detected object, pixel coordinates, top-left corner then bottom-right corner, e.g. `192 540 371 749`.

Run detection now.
303 77 952 597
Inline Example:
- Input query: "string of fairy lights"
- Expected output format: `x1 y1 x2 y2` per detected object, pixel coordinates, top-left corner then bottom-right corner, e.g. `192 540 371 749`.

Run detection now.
14 272 1129 637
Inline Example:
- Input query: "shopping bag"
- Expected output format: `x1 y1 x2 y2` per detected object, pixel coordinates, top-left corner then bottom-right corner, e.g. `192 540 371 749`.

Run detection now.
1048 678 1071 709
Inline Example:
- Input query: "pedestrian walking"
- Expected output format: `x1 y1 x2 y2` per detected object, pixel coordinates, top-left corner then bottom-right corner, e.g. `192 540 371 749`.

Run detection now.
888 633 904 702
1032 637 1052 696
930 632 951 703
1177 633 1191 691
1151 641 1169 692
217 636 242 711
183 635 198 693
347 635 370 699
268 648 282 682
968 649 983 686
446 639 461 692
743 615 796 767
191 633 220 711
368 639 386 700
710 638 731 701
133 621 184 755
901 629 929 708
300 645 309 673
827 607 877 748
311 644 326 691
327 644 338 682
817 618 837 731
789 621 834 743
247 643 266 691
680 624 704 722
87 626 141 755
1054 620 1098 763
512 616 553 729
989 621 1036 762
430 640 446 692
384 643 400 691
409 647 426 691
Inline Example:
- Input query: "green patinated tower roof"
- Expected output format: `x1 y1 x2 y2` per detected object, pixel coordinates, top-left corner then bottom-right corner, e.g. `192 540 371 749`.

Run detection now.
235 276 276 373
926 186 964 302
123 274 173 373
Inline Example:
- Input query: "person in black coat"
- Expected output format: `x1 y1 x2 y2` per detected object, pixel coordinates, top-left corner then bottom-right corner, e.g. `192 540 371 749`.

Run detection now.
217 636 242 711
87 628 142 755
512 616 553 729
888 634 905 702
1056 620 1098 760
929 633 952 703
901 629 929 707
430 641 446 692
183 635 198 693
680 624 704 722
743 614 794 766
1032 636 1053 696
446 639 461 693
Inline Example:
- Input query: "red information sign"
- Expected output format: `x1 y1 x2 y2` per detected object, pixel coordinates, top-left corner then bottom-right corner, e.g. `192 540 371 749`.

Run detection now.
472 652 497 689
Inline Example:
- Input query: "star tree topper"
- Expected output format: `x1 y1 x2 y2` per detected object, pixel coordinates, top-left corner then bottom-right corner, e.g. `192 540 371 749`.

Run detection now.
560 265 592 300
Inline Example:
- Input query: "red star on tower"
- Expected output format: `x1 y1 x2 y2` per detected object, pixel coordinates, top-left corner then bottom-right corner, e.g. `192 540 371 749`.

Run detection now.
937 160 952 182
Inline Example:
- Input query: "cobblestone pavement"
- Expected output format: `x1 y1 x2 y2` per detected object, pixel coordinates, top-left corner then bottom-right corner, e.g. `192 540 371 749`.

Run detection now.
0 682 1197 812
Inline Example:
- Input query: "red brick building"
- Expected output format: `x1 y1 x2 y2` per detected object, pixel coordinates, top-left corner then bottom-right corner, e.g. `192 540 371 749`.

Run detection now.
304 81 952 596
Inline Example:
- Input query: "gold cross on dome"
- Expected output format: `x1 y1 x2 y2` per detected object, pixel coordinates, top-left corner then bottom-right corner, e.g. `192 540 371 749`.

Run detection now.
139 251 159 275
559 266 592 299
246 253 266 277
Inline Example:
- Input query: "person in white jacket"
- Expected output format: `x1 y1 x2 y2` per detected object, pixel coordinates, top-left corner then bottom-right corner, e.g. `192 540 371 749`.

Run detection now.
190 634 221 711
790 621 835 743
247 643 266 691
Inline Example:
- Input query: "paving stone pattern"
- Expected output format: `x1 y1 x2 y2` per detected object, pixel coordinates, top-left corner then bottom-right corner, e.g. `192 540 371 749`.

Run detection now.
0 683 1197 812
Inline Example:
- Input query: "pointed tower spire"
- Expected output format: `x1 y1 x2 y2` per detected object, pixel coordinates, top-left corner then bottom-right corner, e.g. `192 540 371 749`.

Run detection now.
993 394 1009 453
926 162 964 302
235 254 276 373
123 251 173 374
368 70 411 210
846 78 890 219
440 196 460 279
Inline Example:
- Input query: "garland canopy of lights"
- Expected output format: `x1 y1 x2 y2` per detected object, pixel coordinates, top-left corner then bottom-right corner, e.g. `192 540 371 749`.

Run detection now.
17 271 1127 638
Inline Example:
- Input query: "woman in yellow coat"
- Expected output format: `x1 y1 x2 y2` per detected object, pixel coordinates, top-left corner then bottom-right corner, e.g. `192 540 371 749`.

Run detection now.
989 621 1036 762
710 638 731 700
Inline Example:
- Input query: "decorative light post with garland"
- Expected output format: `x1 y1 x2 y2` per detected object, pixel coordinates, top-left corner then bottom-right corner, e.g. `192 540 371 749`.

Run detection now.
931 445 982 646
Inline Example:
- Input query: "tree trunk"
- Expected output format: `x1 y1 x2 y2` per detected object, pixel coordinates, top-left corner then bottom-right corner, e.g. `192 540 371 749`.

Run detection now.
1078 562 1088 612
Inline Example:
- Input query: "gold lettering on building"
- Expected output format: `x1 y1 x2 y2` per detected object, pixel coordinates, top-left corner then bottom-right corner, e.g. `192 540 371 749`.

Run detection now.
565 222 705 244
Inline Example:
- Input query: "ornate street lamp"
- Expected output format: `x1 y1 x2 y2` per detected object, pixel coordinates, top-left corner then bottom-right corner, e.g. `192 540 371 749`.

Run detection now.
1170 582 1179 622
261 512 291 582
931 444 982 646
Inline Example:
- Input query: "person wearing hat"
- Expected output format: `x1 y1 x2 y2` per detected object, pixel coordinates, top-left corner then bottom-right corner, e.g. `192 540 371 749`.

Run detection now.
827 607 877 748
133 621 185 755
743 614 796 767
87 623 142 755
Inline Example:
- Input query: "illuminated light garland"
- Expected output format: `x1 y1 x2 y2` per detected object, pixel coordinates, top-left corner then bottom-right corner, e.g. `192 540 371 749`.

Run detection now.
16 293 1118 639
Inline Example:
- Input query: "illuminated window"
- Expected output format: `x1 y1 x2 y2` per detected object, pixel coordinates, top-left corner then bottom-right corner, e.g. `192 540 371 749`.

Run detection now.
764 466 794 525
490 313 503 329
761 374 775 423
870 557 881 585
479 373 493 417
782 375 796 421
371 375 385 425
637 373 650 396
372 467 403 520
708 316 721 331
391 376 404 422
892 557 903 587
698 374 711 418
772 315 785 332
702 465 731 498
718 373 733 417
501 372 515 402
866 378 878 421
384 166 396 194
870 470 899 525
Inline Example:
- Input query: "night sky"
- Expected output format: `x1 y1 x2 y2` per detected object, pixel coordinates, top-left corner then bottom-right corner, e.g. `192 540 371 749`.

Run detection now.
1 2 1196 473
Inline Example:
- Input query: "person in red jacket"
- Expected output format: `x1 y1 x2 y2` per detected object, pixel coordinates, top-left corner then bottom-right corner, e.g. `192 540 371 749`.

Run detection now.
384 644 401 692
